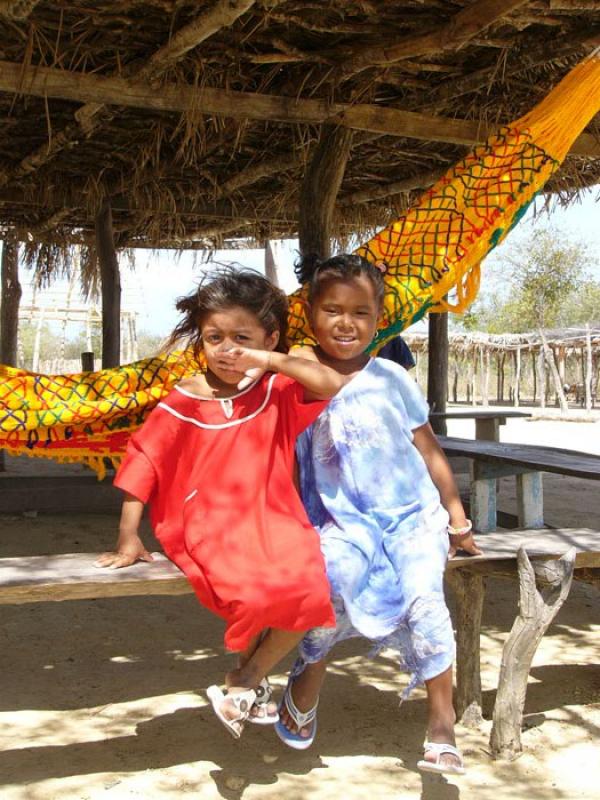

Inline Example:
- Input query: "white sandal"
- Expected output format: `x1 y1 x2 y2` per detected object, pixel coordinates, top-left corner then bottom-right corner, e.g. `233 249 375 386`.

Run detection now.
248 678 279 725
274 677 318 750
417 741 466 775
206 685 256 739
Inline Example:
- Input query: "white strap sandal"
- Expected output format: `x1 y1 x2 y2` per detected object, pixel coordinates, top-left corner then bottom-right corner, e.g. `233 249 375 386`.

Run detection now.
417 741 466 775
248 678 279 725
274 679 318 750
206 685 257 740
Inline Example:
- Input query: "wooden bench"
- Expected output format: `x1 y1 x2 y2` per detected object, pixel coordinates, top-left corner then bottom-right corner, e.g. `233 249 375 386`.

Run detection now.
440 436 600 533
1 528 599 760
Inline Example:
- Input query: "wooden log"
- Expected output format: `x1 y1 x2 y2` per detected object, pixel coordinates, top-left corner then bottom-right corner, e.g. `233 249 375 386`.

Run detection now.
490 547 576 760
584 323 593 411
446 569 485 726
427 311 448 434
0 60 597 157
540 330 568 413
0 236 20 366
513 347 521 408
298 125 353 258
95 198 121 369
343 0 529 71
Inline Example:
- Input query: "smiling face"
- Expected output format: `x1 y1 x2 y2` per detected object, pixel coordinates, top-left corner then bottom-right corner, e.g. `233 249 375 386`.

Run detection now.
310 275 380 371
200 305 279 388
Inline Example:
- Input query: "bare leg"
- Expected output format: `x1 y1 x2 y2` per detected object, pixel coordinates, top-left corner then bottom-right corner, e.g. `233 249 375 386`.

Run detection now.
220 629 306 728
237 631 278 720
424 666 461 769
279 659 327 738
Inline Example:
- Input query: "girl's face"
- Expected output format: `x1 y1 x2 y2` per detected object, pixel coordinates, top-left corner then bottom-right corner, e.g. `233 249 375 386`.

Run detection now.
310 275 380 368
201 305 279 387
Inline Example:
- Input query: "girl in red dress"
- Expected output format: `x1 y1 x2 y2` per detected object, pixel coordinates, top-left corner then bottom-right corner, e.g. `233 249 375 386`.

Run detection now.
97 268 342 738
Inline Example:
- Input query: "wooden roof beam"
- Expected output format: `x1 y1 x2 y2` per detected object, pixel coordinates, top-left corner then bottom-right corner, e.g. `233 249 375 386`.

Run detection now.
340 169 445 206
0 0 260 189
342 0 530 72
0 59 598 157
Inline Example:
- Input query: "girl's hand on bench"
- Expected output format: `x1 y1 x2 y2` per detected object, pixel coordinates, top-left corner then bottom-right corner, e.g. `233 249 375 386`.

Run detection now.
449 532 482 559
95 536 154 569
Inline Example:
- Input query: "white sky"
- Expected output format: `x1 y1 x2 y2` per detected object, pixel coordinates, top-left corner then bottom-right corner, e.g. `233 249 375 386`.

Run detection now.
14 189 600 338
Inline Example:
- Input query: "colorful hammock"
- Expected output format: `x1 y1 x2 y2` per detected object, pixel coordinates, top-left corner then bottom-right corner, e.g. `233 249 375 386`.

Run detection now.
2 53 599 475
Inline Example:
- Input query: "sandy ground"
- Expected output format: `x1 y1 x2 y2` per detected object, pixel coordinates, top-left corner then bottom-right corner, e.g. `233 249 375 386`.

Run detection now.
1 412 600 800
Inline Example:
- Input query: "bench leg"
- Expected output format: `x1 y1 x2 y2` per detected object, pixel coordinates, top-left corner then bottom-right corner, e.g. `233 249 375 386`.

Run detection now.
470 469 497 533
516 472 544 528
446 568 485 727
490 547 576 760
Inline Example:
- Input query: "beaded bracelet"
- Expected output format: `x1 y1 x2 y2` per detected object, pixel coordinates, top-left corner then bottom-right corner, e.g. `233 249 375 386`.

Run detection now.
448 519 473 537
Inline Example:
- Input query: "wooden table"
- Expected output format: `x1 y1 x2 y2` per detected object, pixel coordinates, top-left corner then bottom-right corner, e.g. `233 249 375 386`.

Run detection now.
440 436 600 533
430 409 532 441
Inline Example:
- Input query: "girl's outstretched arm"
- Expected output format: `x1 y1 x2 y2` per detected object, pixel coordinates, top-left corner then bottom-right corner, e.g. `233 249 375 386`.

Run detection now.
219 348 345 399
95 493 154 569
412 422 482 558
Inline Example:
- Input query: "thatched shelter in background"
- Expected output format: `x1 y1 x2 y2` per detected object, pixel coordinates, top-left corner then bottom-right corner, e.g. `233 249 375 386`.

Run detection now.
0 1 599 392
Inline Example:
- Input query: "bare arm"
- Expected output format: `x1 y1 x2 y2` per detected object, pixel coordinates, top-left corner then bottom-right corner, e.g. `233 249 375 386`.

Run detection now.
219 347 345 399
95 493 154 569
412 422 481 557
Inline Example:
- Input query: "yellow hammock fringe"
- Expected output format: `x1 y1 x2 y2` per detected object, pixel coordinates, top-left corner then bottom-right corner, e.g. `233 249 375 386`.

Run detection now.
2 52 600 475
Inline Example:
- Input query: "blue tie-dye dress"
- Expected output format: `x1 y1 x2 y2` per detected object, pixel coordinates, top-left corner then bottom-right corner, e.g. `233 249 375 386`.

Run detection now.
295 357 455 696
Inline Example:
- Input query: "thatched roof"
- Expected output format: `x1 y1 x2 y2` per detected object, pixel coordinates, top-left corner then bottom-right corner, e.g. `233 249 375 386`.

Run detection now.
0 0 599 254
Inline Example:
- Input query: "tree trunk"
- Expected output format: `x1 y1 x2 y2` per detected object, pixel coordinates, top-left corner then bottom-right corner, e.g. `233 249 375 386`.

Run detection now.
95 198 121 368
540 330 568 414
298 125 353 257
428 311 448 434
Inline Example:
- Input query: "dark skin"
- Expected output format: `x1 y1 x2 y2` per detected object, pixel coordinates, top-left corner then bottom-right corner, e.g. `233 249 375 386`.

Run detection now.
280 275 480 769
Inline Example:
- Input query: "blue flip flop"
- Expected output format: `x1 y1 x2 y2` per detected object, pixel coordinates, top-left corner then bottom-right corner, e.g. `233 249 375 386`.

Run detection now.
274 678 318 750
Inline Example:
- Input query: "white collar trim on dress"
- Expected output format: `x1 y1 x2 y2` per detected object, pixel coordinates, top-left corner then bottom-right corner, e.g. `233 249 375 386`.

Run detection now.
174 376 260 401
158 372 277 430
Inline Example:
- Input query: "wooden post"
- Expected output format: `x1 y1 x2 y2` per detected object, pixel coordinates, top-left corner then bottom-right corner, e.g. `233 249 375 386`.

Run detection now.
0 237 20 366
447 569 485 727
298 125 353 257
584 323 593 412
513 347 521 408
0 236 21 472
490 547 575 760
81 352 95 372
95 197 121 368
428 311 448 434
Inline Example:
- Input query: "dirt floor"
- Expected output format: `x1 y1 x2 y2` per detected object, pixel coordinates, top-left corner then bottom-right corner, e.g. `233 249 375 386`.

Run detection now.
1 413 600 799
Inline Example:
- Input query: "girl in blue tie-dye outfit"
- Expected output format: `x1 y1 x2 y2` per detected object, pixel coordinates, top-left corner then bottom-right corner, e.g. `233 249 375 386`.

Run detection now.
275 254 480 775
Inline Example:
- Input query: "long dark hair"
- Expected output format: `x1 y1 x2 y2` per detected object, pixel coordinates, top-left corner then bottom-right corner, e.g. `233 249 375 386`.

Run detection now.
166 266 289 357
295 253 385 307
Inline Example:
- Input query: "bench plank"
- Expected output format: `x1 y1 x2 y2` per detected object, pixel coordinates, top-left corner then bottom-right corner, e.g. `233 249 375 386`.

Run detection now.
1 529 598 604
0 552 191 604
440 436 600 480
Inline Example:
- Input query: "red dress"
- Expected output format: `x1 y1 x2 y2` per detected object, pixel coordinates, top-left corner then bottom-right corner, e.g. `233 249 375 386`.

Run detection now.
114 372 335 651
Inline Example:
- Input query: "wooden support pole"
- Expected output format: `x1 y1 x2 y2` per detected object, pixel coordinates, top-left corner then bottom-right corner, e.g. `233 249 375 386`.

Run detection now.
298 125 353 257
446 569 485 727
0 236 20 366
0 235 20 472
584 323 593 412
427 312 448 434
513 347 521 408
95 198 121 368
490 547 576 760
